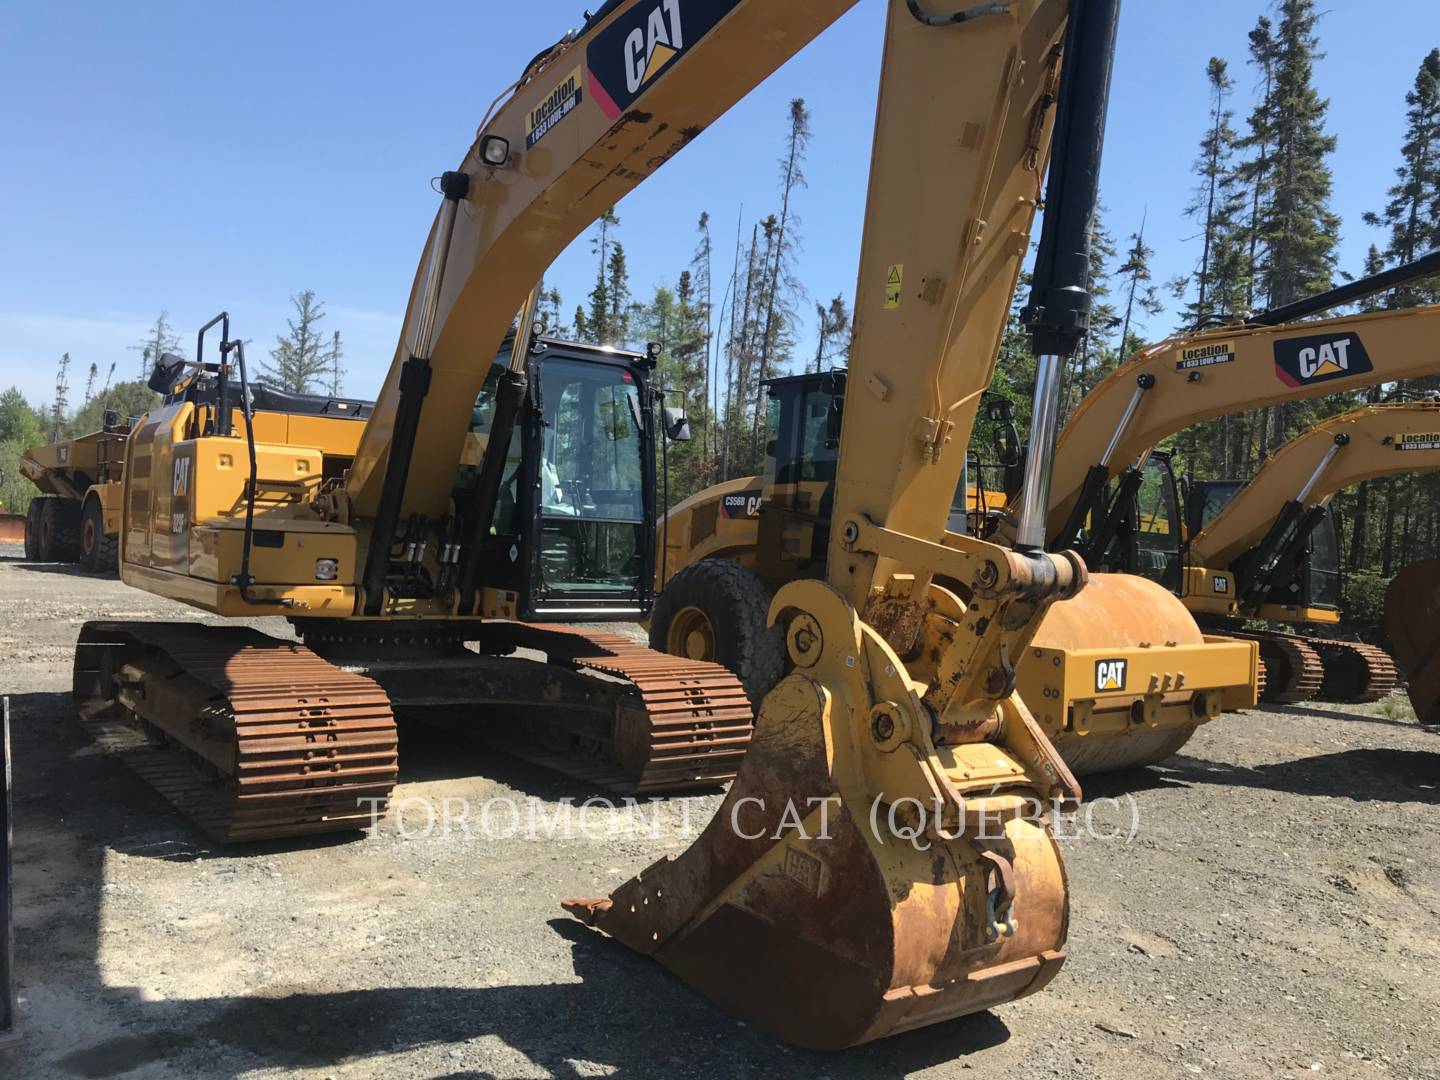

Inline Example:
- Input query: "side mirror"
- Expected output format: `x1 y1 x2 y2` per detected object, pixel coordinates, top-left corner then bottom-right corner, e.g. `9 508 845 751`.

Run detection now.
986 396 1016 423
662 406 691 442
147 352 188 394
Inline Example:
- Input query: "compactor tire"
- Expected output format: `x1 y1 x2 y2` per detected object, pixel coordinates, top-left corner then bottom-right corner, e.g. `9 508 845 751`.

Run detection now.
650 559 785 706
37 496 81 562
80 497 118 574
23 500 43 560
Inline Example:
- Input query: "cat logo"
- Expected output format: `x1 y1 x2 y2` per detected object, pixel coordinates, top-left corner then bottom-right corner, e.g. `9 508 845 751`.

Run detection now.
1213 575 1229 594
172 458 190 498
1095 659 1128 693
1274 332 1373 388
588 0 742 119
721 491 763 519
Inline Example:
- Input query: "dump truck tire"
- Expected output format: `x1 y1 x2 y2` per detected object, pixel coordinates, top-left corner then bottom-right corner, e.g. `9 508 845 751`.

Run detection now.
38 496 82 562
650 559 785 706
81 497 118 573
23 500 43 560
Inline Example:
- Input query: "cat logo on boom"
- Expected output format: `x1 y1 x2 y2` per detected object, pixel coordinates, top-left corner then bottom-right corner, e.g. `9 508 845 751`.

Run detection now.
587 0 743 118
1094 659 1128 693
1273 332 1374 388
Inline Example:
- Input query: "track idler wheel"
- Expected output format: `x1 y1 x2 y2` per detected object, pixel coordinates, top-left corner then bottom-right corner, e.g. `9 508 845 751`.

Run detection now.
565 627 1069 1048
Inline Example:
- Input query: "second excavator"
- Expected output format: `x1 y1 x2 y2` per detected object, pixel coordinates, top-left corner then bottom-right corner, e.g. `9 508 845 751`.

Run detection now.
1181 400 1440 702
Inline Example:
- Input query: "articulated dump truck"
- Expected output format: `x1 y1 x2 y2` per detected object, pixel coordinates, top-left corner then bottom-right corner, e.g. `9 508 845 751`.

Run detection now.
19 423 128 570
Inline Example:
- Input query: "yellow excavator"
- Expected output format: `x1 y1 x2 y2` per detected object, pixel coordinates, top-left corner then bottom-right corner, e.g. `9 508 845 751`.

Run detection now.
72 0 1133 1048
1181 400 1440 701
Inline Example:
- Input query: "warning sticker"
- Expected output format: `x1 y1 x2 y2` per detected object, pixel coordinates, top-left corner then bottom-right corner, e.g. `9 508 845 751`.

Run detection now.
525 66 583 149
1176 340 1235 371
884 264 903 309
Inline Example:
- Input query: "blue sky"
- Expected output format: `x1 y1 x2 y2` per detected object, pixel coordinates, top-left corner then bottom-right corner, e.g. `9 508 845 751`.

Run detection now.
2 1 1437 408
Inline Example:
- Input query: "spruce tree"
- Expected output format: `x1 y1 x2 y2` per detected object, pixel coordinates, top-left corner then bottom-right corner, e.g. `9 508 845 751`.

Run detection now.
585 210 620 344
1249 0 1340 312
130 312 183 381
264 290 335 394
1363 48 1440 306
1186 57 1251 325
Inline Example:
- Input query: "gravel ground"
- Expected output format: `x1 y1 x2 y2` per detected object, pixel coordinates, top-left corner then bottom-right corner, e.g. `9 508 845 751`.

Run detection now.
1 546 1437 1079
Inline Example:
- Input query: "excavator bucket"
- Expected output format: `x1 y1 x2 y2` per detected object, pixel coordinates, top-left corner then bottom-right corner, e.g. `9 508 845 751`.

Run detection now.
1384 560 1440 729
566 598 1070 1050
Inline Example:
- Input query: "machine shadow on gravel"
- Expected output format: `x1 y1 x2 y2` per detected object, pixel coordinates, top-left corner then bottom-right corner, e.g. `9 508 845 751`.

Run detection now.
1153 747 1440 803
55 919 1009 1079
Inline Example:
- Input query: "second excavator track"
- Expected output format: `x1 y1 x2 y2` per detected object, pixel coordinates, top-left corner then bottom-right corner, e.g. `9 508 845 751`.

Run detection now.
1223 630 1325 704
1311 637 1399 703
73 622 399 843
1222 629 1397 705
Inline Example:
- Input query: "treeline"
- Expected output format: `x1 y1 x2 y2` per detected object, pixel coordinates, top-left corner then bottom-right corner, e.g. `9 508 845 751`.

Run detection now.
535 98 852 503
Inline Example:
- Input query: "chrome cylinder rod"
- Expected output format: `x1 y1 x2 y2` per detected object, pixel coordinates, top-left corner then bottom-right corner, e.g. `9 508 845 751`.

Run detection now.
1015 351 1064 550
1297 433 1349 503
1100 374 1154 468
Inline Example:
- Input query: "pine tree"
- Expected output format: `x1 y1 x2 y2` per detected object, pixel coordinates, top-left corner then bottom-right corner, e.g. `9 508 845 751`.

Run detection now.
812 296 851 372
1363 48 1440 306
263 290 335 394
130 312 183 381
50 352 71 440
585 210 620 344
1115 218 1162 355
326 331 346 396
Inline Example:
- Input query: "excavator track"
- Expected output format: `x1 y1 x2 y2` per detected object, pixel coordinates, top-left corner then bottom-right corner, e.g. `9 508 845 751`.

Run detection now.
298 621 755 795
1220 630 1396 704
472 624 760 794
73 622 398 843
1224 630 1325 704
1311 637 1399 703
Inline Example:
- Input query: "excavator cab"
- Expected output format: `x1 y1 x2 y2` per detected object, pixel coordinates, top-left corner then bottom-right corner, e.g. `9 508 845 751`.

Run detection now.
459 336 659 620
1189 478 1343 621
1079 450 1184 592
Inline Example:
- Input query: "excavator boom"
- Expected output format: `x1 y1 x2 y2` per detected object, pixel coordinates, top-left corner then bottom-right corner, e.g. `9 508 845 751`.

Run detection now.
1190 400 1440 570
346 0 858 553
1049 303 1440 543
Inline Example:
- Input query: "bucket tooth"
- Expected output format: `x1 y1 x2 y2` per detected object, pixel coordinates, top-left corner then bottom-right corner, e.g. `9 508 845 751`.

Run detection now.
564 672 1068 1050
